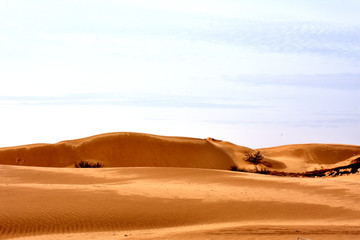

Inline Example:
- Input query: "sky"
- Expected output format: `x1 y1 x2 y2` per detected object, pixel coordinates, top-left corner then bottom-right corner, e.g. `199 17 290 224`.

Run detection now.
0 0 359 148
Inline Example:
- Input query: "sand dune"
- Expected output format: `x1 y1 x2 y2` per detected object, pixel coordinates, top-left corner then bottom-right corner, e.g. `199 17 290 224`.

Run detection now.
2 132 359 173
1 132 360 239
0 132 236 170
258 143 360 172
1 165 360 240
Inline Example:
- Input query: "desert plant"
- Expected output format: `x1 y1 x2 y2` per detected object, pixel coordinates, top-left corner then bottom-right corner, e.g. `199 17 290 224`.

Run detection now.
257 167 271 174
351 157 360 164
231 155 360 178
244 151 270 172
229 165 239 171
351 164 360 174
75 161 103 168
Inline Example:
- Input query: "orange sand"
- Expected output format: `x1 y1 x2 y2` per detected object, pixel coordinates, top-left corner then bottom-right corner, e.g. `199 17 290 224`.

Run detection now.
0 132 359 240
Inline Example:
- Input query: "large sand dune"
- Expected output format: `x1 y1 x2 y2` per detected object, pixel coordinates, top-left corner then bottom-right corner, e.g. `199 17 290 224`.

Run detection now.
2 132 359 172
1 132 360 239
0 133 237 169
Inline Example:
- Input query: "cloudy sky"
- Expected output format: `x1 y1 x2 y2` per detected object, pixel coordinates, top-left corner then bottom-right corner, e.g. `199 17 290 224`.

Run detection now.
0 0 359 148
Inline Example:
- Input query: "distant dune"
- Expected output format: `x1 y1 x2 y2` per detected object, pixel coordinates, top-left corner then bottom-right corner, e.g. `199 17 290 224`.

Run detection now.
0 132 359 174
0 132 237 169
258 143 360 172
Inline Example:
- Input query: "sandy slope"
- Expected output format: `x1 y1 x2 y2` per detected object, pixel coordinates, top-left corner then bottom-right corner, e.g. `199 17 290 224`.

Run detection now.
0 133 236 170
2 132 359 173
1 165 360 240
258 143 360 172
1 133 360 239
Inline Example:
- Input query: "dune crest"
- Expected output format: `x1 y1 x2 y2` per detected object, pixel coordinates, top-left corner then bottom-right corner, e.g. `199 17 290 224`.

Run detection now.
0 132 237 170
258 143 360 172
0 132 359 173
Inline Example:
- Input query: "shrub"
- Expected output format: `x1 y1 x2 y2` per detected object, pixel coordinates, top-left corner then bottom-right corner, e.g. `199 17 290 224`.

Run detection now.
244 151 272 171
351 157 360 164
230 162 360 178
75 161 103 168
229 165 239 171
257 167 271 174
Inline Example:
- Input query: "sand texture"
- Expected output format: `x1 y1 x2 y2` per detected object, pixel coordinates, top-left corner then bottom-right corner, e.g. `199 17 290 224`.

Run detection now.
0 132 360 239
258 143 360 172
0 133 237 169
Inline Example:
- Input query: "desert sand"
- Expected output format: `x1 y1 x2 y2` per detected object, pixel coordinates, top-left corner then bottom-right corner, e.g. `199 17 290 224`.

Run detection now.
0 132 360 240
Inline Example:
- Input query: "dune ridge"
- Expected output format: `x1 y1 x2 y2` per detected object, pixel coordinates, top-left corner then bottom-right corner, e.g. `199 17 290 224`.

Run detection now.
258 143 360 172
0 132 236 170
1 132 359 173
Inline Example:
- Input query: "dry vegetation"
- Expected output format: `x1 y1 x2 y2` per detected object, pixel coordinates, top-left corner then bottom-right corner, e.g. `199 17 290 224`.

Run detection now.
75 161 103 168
231 156 360 178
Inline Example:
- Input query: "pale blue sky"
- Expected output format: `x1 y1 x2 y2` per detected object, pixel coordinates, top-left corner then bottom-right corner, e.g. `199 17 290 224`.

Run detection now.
0 0 359 147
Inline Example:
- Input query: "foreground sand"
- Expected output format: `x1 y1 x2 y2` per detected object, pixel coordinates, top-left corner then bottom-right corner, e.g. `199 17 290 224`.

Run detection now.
1 165 360 240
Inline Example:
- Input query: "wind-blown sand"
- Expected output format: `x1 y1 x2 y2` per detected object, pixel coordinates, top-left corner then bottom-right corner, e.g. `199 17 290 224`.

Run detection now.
0 132 359 239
